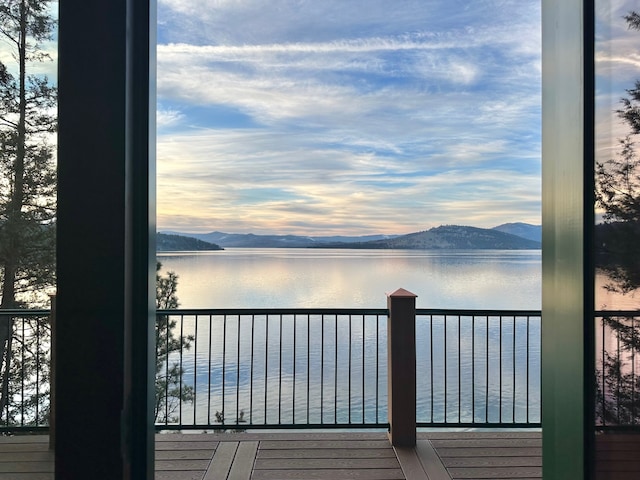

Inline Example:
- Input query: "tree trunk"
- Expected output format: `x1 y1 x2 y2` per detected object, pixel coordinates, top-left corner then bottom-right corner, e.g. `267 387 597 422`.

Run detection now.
0 0 29 421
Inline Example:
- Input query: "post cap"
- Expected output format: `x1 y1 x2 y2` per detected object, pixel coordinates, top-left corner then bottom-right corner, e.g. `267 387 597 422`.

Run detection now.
387 288 417 298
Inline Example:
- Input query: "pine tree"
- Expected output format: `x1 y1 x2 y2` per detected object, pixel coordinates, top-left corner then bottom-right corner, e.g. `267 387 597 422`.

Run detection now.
595 11 640 295
155 262 194 423
0 0 56 423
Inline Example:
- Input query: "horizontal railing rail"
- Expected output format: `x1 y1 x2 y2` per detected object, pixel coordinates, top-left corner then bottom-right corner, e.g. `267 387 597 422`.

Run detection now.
595 310 640 431
1 307 542 432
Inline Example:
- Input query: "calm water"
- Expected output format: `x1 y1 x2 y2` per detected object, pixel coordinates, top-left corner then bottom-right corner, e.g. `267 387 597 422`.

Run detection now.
156 249 542 427
157 248 542 310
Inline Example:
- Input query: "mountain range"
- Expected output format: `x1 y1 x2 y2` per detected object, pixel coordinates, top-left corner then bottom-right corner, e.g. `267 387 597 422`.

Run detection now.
159 222 541 250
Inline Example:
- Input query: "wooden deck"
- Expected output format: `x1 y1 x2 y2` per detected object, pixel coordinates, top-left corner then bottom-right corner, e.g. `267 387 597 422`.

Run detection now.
0 431 542 480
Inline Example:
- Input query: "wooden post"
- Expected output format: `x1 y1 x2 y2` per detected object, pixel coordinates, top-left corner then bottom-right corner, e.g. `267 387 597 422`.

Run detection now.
387 288 417 447
48 294 55 451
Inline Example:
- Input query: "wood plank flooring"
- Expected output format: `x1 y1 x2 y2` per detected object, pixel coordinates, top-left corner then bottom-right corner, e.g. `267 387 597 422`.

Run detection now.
418 432 542 480
0 431 542 480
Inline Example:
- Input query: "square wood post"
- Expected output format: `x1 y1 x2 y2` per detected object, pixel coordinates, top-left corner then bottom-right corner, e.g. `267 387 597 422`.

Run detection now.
387 288 417 447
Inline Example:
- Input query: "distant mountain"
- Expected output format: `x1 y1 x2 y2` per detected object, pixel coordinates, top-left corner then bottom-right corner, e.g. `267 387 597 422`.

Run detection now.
156 233 223 251
161 230 397 248
160 224 540 250
320 225 541 250
492 223 541 243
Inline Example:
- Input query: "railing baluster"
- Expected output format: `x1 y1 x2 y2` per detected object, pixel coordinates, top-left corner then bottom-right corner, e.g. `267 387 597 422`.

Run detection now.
633 316 637 424
525 315 531 423
36 316 40 426
250 314 255 425
512 316 516 423
292 314 297 424
278 314 282 425
457 315 461 423
180 315 185 424
601 318 607 425
430 314 434 423
444 315 447 423
617 321 622 424
20 318 25 426
194 315 198 425
236 315 241 425
472 316 476 424
334 314 338 424
208 315 213 425
264 314 268 423
485 315 489 423
221 315 226 425
362 314 365 424
499 315 503 423
376 314 380 424
348 314 352 424
306 315 310 425
320 314 324 424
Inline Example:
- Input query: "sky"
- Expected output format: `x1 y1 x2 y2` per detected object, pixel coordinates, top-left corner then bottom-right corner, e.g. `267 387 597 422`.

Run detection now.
595 1 640 164
153 0 638 236
156 0 543 236
1 2 637 237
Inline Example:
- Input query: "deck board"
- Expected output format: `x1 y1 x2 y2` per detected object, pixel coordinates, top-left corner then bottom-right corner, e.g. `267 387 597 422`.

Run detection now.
394 446 431 480
0 431 544 480
258 447 397 459
251 468 406 480
419 432 542 480
253 435 404 480
203 441 237 480
414 440 452 480
227 441 257 480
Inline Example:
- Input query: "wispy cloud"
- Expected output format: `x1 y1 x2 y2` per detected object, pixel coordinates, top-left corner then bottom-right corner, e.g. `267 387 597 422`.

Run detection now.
156 0 543 234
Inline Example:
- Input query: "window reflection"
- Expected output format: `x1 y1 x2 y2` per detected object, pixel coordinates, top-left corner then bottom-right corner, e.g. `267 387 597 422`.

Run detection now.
594 3 640 478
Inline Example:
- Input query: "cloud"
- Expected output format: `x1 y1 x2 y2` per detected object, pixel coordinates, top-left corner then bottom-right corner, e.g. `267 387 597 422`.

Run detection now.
157 126 540 234
155 0 543 235
157 108 186 129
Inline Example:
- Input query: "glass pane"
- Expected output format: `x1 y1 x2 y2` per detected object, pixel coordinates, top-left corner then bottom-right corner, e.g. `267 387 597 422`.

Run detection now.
156 1 542 309
0 0 57 428
594 1 640 476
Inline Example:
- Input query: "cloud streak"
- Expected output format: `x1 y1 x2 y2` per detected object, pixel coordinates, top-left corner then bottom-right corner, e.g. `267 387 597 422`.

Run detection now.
156 0 544 235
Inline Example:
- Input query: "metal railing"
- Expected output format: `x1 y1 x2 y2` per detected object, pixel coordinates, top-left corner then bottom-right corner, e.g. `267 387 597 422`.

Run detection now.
0 309 51 431
158 308 541 430
416 310 541 428
156 309 389 430
0 307 542 432
596 310 640 430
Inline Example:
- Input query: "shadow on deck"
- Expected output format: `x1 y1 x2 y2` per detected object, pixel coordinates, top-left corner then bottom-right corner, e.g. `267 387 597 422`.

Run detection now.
0 431 542 480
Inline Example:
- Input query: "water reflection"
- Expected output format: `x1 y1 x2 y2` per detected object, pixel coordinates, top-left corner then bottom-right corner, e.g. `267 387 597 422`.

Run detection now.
157 248 541 309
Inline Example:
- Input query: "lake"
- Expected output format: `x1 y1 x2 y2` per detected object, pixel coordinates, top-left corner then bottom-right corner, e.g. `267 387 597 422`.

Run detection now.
156 248 542 310
155 248 543 428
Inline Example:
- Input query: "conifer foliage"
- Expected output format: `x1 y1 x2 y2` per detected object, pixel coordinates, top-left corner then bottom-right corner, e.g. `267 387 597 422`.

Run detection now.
595 11 640 295
595 11 640 426
155 262 194 423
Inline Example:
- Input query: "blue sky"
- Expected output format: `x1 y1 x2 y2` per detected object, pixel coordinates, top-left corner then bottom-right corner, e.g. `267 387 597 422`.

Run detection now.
154 1 637 236
156 0 542 235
